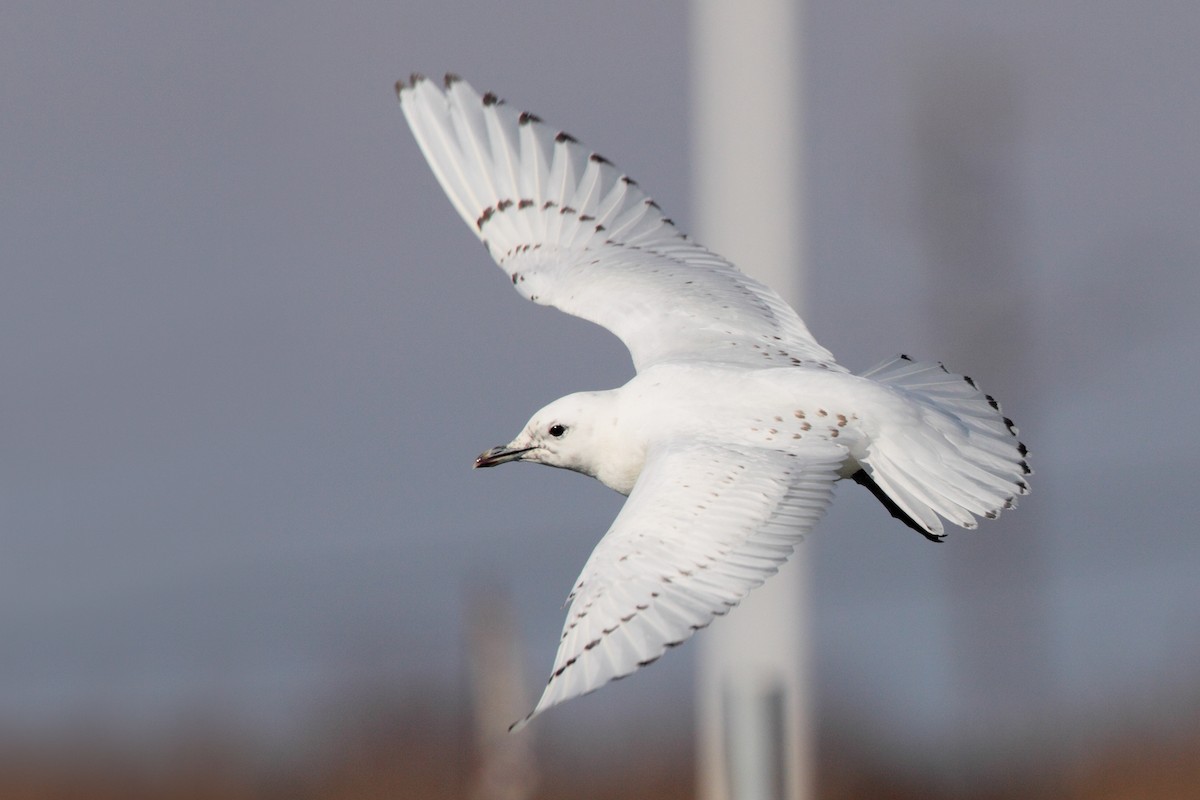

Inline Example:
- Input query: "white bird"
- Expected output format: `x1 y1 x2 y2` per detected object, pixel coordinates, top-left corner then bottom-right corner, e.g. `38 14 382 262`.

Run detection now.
396 74 1030 730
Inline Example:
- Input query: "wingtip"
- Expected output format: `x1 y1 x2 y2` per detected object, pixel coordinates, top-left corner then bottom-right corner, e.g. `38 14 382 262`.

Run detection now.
507 711 535 733
395 72 427 99
398 73 503 108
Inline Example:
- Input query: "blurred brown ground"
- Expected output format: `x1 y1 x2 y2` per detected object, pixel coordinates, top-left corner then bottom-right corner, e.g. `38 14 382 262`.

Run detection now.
2 690 1198 800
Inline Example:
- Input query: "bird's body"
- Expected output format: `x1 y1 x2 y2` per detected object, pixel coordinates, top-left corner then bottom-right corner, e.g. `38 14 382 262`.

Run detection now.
528 364 885 495
396 74 1030 729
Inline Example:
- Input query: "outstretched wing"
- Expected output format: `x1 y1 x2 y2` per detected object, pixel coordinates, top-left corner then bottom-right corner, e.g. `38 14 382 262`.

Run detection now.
397 74 840 373
510 438 846 730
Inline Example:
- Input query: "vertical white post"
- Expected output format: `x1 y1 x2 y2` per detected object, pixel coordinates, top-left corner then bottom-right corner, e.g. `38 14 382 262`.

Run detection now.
692 3 812 800
466 589 538 800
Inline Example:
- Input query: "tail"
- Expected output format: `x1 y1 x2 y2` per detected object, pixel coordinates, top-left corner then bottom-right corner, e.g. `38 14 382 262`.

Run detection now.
856 355 1030 540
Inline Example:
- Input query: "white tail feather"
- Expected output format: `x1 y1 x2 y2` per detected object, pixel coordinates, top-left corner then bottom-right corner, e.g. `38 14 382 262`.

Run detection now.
858 356 1030 539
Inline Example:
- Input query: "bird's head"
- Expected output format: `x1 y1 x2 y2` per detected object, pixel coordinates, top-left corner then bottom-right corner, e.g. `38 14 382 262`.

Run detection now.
474 391 617 480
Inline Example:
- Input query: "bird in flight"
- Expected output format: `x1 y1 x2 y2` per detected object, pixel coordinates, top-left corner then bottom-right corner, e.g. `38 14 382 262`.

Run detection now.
396 74 1029 730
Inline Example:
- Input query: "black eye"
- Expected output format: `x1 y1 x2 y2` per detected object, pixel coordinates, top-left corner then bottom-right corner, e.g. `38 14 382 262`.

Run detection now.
548 424 567 438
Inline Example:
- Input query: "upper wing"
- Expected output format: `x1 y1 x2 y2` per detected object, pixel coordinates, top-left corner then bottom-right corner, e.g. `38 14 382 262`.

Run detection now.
397 74 840 373
510 438 846 730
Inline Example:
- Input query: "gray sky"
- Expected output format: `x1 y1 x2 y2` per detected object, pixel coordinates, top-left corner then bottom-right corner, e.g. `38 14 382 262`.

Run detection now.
3 0 1198 764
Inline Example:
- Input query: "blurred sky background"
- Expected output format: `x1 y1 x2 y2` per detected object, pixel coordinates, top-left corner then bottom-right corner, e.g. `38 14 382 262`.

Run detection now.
3 0 1199 785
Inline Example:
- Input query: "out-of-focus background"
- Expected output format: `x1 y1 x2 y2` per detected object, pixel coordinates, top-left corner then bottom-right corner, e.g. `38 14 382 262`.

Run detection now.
3 2 1198 797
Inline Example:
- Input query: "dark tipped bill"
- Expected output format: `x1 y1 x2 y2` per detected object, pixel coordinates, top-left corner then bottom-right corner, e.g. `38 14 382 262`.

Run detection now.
474 444 535 469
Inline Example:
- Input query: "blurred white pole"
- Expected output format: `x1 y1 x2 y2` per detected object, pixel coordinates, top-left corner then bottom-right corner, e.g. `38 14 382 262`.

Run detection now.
466 588 538 800
692 3 812 800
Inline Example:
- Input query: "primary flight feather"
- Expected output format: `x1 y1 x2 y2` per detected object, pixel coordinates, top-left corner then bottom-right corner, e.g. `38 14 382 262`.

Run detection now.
396 74 1030 730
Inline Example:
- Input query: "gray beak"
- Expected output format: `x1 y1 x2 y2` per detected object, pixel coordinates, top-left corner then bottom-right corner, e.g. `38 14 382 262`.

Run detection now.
473 443 536 469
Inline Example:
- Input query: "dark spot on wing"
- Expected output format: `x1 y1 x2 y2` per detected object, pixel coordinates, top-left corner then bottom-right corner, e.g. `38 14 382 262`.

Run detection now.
476 205 495 230
553 656 578 678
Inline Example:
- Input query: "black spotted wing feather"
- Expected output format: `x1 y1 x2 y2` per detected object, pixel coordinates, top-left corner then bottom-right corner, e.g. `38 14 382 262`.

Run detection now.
397 74 841 372
509 438 845 729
